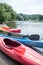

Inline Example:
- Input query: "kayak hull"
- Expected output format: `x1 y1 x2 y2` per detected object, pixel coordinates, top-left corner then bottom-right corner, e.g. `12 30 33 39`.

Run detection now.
0 34 43 48
0 37 43 65
0 27 21 33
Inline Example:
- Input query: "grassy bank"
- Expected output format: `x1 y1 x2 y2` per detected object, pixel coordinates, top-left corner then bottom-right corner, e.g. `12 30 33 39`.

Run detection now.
5 21 17 28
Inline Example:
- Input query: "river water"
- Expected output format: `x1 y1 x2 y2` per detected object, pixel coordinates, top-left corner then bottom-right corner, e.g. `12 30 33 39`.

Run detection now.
17 21 43 39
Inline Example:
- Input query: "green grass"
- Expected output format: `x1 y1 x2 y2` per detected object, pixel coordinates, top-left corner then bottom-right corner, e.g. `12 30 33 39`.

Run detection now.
5 21 17 28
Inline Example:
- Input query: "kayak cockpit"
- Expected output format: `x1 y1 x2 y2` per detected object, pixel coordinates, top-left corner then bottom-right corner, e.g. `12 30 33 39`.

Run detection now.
3 38 21 48
3 38 25 55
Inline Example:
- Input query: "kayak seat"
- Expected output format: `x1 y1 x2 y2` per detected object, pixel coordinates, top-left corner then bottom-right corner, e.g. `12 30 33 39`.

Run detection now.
4 38 21 48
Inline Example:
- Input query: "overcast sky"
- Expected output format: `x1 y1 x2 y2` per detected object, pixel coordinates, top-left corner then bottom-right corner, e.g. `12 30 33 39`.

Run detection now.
0 0 43 15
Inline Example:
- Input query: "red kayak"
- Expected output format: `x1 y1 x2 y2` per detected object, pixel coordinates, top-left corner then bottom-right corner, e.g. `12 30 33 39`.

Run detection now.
0 37 43 65
1 27 21 33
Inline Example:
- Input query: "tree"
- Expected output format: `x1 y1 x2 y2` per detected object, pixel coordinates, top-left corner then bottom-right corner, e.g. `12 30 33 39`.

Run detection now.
0 3 17 24
11 11 17 21
16 14 24 21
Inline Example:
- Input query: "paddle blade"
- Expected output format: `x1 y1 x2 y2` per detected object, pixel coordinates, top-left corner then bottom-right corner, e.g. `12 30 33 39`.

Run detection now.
29 34 40 41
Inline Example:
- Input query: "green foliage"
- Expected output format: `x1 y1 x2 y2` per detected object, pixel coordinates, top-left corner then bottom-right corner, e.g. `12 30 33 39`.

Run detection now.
17 13 29 21
29 14 43 21
11 11 17 21
17 13 30 21
6 21 17 28
0 3 43 23
17 13 43 21
16 14 24 21
0 3 17 24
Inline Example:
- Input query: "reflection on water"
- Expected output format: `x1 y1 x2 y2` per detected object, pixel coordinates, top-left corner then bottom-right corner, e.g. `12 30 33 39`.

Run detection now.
17 21 43 39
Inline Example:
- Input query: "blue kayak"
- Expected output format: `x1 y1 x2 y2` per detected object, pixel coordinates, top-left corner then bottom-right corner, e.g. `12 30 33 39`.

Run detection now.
0 34 43 48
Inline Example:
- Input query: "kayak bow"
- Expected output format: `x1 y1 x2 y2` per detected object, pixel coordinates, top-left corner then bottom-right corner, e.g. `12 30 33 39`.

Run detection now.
0 26 21 33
